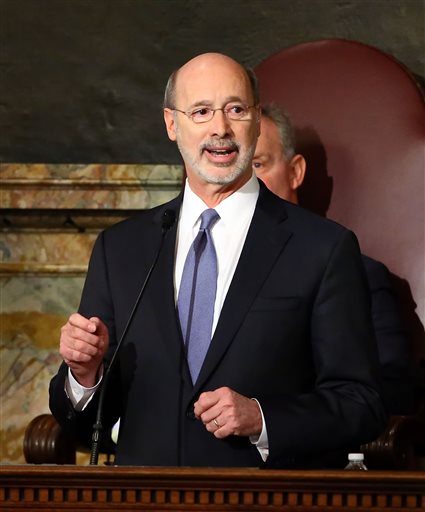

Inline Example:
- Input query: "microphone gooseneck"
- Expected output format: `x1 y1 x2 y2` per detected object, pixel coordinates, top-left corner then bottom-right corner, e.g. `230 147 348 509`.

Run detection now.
89 209 176 465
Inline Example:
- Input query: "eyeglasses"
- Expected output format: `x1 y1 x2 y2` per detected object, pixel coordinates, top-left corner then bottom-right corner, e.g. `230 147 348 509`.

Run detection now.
169 103 257 124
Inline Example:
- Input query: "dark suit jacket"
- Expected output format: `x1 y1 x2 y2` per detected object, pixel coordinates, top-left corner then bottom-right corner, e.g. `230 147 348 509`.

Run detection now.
362 255 416 415
49 184 387 468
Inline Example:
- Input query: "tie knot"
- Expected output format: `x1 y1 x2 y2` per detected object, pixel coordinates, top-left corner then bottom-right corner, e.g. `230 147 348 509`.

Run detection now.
200 209 220 231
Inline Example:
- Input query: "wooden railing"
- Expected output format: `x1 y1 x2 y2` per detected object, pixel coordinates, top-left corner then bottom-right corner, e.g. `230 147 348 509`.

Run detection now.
22 411 425 470
0 465 424 511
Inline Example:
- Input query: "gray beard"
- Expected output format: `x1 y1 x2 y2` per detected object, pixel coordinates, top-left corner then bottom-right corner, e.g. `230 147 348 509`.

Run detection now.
176 135 256 185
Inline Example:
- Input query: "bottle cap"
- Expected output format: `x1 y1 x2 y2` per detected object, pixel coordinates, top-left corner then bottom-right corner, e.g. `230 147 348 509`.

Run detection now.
348 453 364 461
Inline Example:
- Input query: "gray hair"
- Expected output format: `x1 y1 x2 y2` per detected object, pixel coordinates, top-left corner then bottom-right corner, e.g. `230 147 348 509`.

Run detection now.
163 63 260 109
261 103 296 160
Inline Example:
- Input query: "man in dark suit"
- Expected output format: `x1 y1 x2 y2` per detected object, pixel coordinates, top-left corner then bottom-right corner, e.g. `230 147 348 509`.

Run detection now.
50 53 387 468
253 104 416 416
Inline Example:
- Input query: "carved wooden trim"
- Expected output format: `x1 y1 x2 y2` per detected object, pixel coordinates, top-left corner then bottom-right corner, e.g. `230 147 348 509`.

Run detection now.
0 466 424 511
23 414 76 465
361 414 425 470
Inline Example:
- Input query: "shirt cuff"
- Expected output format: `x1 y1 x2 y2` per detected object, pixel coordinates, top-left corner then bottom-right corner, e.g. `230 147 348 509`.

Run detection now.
249 398 269 462
66 367 103 411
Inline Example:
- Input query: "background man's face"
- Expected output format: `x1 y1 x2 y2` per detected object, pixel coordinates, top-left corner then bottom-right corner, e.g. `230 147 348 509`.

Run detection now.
253 116 295 201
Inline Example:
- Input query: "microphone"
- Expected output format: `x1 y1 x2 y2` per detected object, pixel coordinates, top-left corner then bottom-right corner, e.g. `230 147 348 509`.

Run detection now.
89 208 176 465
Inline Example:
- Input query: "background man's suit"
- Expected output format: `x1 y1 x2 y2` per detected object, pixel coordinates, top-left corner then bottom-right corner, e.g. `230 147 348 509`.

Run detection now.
363 256 416 415
50 183 387 468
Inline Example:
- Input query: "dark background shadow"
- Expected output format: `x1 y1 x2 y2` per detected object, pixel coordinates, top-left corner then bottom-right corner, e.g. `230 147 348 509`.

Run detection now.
1 0 424 163
296 127 333 218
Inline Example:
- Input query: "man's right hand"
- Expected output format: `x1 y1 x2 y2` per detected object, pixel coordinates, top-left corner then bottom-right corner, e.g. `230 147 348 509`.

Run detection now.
60 313 109 388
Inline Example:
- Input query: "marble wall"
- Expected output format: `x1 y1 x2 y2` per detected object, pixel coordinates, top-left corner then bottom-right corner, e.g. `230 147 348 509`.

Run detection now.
0 164 183 464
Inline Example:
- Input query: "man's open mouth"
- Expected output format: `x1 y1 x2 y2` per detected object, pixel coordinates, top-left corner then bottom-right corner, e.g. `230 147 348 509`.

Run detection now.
206 148 237 156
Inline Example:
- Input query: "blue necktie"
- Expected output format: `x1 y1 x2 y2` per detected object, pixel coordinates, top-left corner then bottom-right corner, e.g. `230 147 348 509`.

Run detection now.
178 209 220 384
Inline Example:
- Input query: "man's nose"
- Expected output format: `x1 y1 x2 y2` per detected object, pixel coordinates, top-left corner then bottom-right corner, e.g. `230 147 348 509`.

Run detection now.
208 109 233 138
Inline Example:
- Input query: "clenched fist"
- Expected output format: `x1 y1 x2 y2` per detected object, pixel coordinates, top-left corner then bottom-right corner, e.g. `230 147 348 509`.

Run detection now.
60 313 109 387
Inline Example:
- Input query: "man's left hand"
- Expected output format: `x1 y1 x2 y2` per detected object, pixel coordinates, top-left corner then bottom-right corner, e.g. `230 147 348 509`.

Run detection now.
194 387 262 438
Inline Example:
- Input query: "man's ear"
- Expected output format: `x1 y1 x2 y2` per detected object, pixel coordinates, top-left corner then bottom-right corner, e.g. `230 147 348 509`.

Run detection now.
289 154 307 190
164 108 177 141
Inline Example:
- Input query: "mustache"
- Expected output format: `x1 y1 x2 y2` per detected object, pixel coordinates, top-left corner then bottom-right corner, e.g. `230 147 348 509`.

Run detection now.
201 139 240 151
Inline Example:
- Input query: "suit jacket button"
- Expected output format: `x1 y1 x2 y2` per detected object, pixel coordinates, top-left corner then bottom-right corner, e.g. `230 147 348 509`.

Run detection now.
186 407 196 420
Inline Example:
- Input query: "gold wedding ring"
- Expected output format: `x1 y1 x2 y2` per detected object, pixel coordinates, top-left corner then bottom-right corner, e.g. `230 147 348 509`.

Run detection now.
213 418 220 428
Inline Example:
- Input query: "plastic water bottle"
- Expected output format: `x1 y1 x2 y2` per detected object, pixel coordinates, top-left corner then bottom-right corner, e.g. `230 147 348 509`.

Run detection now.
344 453 368 470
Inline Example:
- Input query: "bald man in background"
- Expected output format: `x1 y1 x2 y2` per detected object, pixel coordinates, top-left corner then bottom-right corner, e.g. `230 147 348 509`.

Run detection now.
253 104 415 416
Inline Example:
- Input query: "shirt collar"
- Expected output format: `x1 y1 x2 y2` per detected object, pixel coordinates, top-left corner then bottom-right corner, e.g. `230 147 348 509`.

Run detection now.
180 173 260 229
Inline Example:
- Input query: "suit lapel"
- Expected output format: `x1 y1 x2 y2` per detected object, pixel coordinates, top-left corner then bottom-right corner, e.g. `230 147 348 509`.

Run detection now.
191 186 293 395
